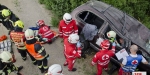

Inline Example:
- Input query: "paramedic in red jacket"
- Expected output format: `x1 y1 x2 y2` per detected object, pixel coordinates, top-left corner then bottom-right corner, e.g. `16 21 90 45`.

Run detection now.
63 34 81 71
59 13 78 39
37 20 55 44
91 40 116 75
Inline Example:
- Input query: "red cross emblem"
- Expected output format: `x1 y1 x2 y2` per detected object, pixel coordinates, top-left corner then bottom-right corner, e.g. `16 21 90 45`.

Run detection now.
131 60 138 65
102 54 109 60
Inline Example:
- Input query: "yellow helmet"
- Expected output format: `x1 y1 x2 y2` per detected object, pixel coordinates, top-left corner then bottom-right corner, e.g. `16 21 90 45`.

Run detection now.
2 9 11 17
15 20 24 29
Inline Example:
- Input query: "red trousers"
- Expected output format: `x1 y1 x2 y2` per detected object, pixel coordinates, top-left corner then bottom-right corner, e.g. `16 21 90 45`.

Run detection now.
96 64 108 75
64 54 76 70
118 68 131 75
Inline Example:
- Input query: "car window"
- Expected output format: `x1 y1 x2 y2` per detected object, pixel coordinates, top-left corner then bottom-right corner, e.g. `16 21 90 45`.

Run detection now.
78 11 104 29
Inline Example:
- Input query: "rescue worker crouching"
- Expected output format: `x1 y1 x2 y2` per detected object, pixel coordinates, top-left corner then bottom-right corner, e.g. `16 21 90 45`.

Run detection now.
36 20 57 44
91 40 116 75
0 51 23 75
0 9 19 35
10 20 27 61
63 34 81 71
45 64 63 75
24 29 49 73
59 13 78 39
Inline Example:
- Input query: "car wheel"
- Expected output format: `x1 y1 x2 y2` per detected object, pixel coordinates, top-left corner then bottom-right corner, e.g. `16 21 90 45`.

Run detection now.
80 40 89 58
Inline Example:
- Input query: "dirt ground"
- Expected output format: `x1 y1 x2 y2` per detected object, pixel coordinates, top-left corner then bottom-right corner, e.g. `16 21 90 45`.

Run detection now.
0 0 118 75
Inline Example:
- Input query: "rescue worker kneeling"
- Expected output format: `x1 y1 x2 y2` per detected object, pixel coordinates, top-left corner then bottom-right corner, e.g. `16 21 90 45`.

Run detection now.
0 51 23 75
24 29 49 73
63 34 81 71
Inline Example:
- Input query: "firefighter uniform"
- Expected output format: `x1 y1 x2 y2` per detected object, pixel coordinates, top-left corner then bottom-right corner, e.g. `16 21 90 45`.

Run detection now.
0 9 19 32
25 38 49 73
38 25 54 43
91 40 116 75
59 20 78 39
63 38 81 71
10 31 27 60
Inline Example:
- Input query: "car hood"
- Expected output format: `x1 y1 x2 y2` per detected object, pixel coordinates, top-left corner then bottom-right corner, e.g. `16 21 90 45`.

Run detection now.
87 1 150 51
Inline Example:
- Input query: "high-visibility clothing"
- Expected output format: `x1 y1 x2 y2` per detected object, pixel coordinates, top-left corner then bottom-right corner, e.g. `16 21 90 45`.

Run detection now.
59 20 78 39
91 46 115 75
38 25 54 42
25 42 44 60
10 31 26 50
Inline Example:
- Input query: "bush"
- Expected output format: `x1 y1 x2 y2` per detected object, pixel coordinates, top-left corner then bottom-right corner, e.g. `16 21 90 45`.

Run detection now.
39 0 150 28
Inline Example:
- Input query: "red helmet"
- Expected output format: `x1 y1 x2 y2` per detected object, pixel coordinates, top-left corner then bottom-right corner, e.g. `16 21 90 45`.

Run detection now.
37 20 45 26
100 40 110 49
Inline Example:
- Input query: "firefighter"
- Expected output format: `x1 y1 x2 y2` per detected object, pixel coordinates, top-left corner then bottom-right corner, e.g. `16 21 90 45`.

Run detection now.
24 29 49 73
118 45 148 75
0 4 8 10
10 20 27 61
63 34 81 71
37 20 57 44
0 51 23 75
0 9 19 34
91 40 116 75
59 13 78 39
45 64 63 75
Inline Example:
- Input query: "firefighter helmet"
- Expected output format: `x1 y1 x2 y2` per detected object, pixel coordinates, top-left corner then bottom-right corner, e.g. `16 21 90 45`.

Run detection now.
63 13 72 24
25 29 34 40
47 64 63 75
0 51 12 63
14 20 24 29
68 34 79 44
37 20 45 27
107 31 116 38
1 9 11 18
100 40 110 50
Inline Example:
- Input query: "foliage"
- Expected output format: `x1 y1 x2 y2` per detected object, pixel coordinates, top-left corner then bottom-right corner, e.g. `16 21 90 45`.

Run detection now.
39 0 150 28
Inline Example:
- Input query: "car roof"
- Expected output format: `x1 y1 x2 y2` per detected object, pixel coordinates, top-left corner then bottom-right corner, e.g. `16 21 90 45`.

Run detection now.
84 1 150 50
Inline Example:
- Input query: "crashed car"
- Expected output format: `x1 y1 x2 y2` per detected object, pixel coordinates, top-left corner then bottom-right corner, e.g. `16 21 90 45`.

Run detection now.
71 1 150 74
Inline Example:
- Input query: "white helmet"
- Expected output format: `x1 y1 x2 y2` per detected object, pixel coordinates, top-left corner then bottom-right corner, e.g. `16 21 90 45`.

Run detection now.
25 29 35 40
0 51 12 63
107 31 116 38
47 64 63 75
68 34 79 44
63 13 72 24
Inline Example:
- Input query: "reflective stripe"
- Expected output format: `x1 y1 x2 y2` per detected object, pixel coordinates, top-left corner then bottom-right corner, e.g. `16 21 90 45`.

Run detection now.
38 47 44 53
65 53 75 58
97 60 109 65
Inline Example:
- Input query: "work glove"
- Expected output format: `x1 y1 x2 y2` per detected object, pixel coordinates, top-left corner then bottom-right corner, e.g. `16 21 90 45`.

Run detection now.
112 42 116 46
77 41 81 48
46 54 50 60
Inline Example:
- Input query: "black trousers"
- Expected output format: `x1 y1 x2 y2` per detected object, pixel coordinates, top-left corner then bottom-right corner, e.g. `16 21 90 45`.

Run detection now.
17 48 27 58
37 58 48 70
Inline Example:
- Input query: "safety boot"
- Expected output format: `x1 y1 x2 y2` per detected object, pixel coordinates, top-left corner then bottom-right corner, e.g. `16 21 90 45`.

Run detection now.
18 66 23 72
68 68 77 72
39 67 44 73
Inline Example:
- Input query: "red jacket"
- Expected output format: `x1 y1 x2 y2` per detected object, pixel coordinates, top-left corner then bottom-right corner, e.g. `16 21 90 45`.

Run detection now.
64 38 81 59
91 46 115 66
38 25 54 39
10 31 26 49
59 20 78 39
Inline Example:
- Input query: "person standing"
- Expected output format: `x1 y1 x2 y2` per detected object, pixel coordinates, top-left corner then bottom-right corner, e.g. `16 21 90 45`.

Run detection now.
63 34 81 71
59 13 78 39
24 29 49 73
0 51 23 75
10 20 27 61
118 45 148 75
0 9 19 34
91 40 116 75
